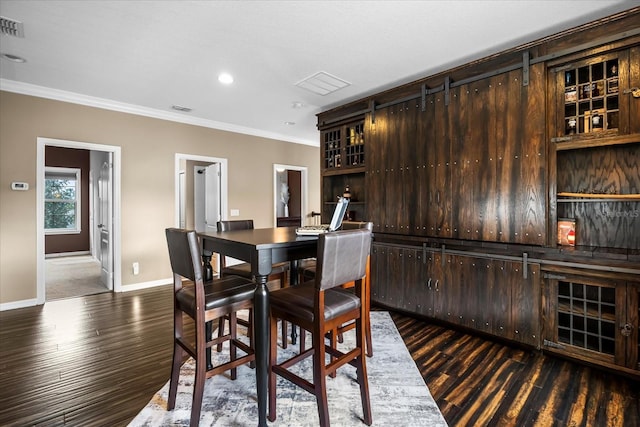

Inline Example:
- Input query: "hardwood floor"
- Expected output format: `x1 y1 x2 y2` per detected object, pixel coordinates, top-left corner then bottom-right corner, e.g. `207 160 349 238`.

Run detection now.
0 285 637 426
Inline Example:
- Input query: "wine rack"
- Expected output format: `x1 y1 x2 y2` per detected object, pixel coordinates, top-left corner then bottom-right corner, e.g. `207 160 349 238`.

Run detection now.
563 57 619 135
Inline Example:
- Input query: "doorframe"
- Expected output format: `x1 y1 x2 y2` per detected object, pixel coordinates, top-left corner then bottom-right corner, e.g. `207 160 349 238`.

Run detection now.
174 153 228 228
273 164 308 227
36 137 122 304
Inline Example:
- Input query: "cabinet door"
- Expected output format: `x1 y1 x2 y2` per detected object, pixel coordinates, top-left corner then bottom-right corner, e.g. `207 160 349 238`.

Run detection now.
545 274 620 367
510 261 541 347
370 243 403 309
370 244 390 306
619 281 639 371
400 246 424 312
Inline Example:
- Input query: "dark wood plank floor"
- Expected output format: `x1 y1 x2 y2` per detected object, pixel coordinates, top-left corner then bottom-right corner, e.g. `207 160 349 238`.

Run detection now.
0 285 638 426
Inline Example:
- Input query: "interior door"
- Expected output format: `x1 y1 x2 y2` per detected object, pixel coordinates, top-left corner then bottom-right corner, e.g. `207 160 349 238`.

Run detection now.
98 155 113 289
204 163 221 232
194 163 221 233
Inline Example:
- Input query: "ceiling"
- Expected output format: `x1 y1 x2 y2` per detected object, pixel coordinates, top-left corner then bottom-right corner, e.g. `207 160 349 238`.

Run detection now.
0 1 635 146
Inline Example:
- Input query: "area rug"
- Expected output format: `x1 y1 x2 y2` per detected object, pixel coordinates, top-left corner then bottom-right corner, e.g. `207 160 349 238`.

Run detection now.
129 311 448 426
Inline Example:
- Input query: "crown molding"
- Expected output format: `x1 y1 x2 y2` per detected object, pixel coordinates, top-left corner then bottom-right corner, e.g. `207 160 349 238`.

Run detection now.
0 79 317 146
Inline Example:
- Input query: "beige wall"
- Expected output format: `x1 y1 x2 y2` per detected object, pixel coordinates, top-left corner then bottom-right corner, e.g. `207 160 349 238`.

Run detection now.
0 91 320 305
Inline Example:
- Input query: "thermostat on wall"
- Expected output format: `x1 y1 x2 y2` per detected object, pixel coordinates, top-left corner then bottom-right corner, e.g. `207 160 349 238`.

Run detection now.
11 182 29 191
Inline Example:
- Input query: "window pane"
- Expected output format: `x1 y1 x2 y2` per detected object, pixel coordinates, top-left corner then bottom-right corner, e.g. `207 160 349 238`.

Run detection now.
45 201 76 229
45 178 76 200
44 167 80 232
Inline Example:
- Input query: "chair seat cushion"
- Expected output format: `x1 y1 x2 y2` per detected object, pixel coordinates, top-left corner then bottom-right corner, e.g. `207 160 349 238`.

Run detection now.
176 275 255 314
221 262 289 279
269 281 360 323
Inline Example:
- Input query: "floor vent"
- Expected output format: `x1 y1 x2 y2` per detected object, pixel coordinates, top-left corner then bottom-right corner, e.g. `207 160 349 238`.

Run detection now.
295 71 350 96
0 16 25 38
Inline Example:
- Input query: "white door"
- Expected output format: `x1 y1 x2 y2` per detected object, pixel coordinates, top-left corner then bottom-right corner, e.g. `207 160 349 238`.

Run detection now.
204 163 221 232
194 163 221 233
98 156 113 289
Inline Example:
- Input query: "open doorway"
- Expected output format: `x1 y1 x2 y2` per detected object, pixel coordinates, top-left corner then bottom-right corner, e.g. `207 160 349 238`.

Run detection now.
175 153 228 272
36 138 121 304
273 164 308 227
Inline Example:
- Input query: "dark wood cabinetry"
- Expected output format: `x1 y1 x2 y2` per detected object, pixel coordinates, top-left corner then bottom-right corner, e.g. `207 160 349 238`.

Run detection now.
318 7 640 376
320 121 366 223
543 268 639 375
372 242 541 347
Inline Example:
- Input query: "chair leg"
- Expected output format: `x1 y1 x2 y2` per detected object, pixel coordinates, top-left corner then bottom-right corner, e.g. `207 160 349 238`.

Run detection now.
355 318 372 426
364 286 373 357
268 315 279 422
167 341 183 410
229 311 238 380
281 318 288 349
312 326 330 427
190 320 208 427
328 329 337 379
279 272 288 349
168 310 184 411
216 316 226 352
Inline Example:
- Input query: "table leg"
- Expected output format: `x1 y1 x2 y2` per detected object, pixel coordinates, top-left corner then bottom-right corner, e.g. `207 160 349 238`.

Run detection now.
253 275 269 427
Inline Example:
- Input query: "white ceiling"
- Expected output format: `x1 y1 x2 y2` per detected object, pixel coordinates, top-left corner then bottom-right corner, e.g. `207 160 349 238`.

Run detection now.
0 1 635 146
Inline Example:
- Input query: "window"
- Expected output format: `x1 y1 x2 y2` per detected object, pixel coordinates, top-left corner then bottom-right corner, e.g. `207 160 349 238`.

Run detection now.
45 167 81 234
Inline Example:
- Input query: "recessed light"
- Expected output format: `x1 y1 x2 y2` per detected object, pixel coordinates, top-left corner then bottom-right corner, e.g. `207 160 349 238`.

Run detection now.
1 53 26 63
284 121 296 126
218 73 234 84
291 101 304 109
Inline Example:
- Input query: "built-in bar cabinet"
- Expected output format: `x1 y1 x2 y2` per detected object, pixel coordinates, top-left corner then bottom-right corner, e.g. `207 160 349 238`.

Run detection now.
317 7 640 377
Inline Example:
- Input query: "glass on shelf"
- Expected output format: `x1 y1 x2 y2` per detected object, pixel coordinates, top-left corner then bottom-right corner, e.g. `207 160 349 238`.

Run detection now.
607 60 618 78
565 70 576 87
591 111 603 131
592 81 604 98
579 84 591 100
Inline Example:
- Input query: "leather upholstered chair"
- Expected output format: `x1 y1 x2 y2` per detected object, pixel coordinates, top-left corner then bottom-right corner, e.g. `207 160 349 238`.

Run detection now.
268 228 373 427
165 228 256 427
216 219 290 348
298 221 374 358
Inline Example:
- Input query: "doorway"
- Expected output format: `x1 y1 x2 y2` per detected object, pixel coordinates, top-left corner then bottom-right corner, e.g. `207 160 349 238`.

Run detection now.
175 153 228 271
273 164 308 227
37 138 121 304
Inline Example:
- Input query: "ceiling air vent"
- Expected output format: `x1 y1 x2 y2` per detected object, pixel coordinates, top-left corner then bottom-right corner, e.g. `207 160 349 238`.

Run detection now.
295 71 350 96
0 16 25 38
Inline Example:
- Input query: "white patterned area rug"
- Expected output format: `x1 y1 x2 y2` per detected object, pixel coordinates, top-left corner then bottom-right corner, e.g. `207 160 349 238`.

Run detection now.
129 311 448 426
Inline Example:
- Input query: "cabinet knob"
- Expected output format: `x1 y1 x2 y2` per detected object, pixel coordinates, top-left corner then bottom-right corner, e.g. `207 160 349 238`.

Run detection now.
620 323 633 337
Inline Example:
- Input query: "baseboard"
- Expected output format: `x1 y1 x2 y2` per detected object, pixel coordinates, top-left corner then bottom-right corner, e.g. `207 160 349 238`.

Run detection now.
120 278 172 292
0 298 39 311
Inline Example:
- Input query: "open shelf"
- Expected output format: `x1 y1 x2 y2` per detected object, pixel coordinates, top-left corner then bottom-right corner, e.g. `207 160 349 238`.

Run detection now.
558 192 640 202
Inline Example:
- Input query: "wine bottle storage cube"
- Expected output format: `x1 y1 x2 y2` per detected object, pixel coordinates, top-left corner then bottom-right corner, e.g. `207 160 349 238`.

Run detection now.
345 122 365 167
324 129 341 168
557 280 616 355
564 58 619 135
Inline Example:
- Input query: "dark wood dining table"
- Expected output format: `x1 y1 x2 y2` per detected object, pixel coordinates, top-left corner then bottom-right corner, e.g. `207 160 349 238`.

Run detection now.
198 226 318 427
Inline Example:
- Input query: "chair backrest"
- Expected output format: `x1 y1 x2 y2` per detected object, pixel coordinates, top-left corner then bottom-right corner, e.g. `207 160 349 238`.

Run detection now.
165 228 203 282
217 220 254 232
315 228 372 291
342 221 374 232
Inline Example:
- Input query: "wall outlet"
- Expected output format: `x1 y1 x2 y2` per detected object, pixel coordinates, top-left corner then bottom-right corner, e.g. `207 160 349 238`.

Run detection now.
132 262 139 275
230 209 240 217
